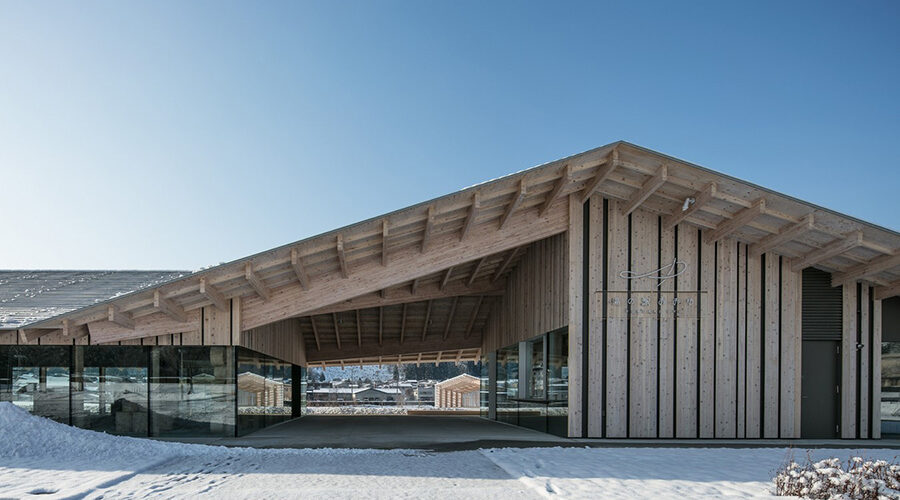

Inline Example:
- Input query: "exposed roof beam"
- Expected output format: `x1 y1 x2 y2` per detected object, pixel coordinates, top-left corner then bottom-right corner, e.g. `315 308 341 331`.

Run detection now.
705 198 767 244
20 328 55 342
792 231 864 272
62 319 88 338
199 277 228 312
108 304 135 329
382 220 389 267
378 306 383 346
244 263 271 301
400 303 407 344
441 266 454 290
581 149 618 203
336 234 349 278
492 247 520 282
465 296 483 339
290 249 310 290
460 192 480 241
443 297 459 340
467 257 487 286
456 349 463 363
332 313 342 350
749 213 815 257
623 164 668 216
832 250 900 287
875 280 900 300
499 179 528 230
421 300 432 341
356 309 362 347
410 278 420 295
304 279 503 316
417 352 422 367
153 290 186 322
309 317 321 350
421 205 435 253
540 164 572 216
663 182 717 230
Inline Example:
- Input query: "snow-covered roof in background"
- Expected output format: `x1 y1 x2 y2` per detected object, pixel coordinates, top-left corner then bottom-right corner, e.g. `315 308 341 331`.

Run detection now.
0 270 189 329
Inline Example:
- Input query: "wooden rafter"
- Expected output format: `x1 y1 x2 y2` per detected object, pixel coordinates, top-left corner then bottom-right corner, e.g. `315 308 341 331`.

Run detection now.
153 290 186 322
400 303 407 344
62 319 88 338
460 192 480 241
749 213 815 257
705 198 767 244
417 352 422 367
875 280 900 300
441 266 454 290
456 349 463 363
492 247 520 282
304 279 502 316
290 248 310 290
309 317 321 351
356 310 362 347
540 164 572 216
663 182 717 230
199 277 228 312
792 230 864 272
499 179 527 230
623 164 668 216
832 250 900 287
244 263 271 301
382 220 389 267
467 257 487 286
410 278 420 295
336 234 349 278
581 149 618 203
443 297 458 340
465 296 483 338
378 306 383 346
108 304 134 329
332 313 342 350
421 205 435 253
421 299 432 341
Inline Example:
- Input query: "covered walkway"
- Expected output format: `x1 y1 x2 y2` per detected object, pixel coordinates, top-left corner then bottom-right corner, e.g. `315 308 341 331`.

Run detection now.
164 415 568 451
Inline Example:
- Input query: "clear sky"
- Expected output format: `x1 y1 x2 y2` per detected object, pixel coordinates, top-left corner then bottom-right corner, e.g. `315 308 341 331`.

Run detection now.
1 1 898 270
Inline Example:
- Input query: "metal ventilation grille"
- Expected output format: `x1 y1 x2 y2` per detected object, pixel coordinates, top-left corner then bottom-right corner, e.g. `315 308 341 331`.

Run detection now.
802 268 843 340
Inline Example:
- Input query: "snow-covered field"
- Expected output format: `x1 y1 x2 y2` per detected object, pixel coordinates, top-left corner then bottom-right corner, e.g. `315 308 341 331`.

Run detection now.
1 402 898 499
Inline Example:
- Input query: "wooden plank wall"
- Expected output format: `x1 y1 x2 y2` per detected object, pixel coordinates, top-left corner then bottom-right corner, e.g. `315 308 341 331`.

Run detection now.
584 201 804 438
842 283 881 439
481 232 568 353
240 318 307 366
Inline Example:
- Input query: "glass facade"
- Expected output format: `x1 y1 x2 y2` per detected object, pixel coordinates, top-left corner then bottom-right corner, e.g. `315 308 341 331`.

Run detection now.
0 345 297 438
482 327 568 437
237 347 292 436
881 342 900 436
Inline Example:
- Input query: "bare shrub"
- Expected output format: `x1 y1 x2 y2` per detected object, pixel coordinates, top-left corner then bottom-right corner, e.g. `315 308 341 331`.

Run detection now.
774 452 900 499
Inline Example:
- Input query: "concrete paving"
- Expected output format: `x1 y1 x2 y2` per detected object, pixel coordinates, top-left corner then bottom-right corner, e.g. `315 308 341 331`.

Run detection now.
155 415 900 451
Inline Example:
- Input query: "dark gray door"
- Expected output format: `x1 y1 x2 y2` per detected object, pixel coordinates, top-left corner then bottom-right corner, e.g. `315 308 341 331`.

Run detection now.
801 340 841 438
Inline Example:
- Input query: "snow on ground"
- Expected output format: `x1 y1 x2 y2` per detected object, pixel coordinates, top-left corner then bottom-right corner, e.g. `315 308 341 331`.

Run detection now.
2 402 899 499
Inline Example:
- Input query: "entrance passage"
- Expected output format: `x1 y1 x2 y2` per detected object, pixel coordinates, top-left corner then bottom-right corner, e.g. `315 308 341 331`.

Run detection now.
801 340 841 438
220 415 567 450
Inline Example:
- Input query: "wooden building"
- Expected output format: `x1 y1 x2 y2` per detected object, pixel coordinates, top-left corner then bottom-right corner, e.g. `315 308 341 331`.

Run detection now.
2 141 899 439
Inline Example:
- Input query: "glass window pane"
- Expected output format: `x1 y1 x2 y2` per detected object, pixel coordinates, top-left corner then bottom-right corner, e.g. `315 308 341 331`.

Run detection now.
0 346 70 424
72 346 149 436
150 346 235 437
882 341 900 436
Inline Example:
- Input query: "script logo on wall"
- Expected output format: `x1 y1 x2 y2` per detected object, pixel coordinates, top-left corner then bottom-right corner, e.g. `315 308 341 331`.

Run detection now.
597 258 705 319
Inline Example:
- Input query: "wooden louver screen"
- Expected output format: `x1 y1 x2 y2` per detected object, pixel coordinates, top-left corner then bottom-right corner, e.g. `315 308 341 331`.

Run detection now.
801 268 843 341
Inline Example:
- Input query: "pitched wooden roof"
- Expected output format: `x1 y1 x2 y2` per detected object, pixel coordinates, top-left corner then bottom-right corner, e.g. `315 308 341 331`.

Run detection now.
16 141 900 344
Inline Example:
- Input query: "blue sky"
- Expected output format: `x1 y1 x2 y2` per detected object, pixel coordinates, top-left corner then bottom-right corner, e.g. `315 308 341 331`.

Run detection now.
1 1 898 270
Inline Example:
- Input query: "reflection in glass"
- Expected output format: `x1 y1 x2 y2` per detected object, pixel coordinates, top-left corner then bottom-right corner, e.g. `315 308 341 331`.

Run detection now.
882 342 900 436
72 346 148 436
0 346 70 424
237 347 292 435
150 346 235 437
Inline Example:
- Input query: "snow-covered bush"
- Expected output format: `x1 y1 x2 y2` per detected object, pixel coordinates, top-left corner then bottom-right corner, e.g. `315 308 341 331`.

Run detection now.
774 453 900 499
